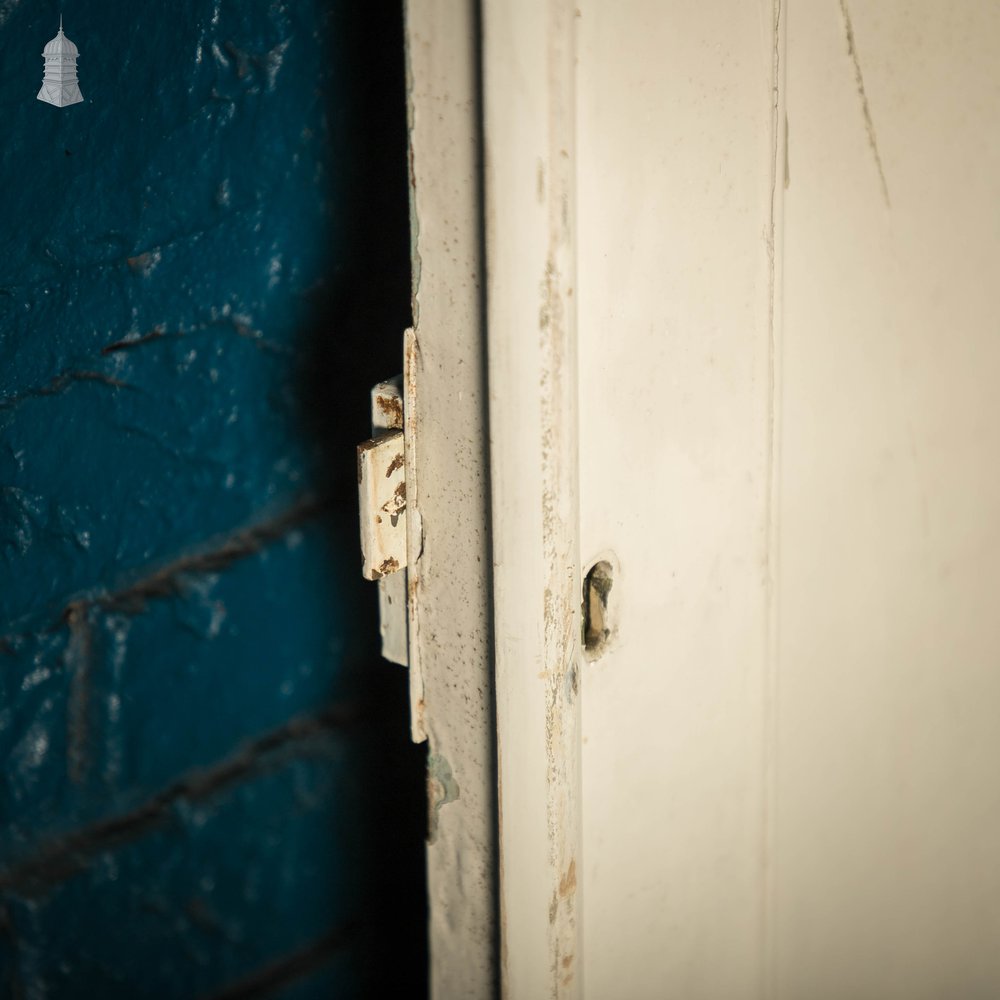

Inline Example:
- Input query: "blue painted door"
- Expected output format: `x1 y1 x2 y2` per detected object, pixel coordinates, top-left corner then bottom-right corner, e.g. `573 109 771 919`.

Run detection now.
0 2 425 996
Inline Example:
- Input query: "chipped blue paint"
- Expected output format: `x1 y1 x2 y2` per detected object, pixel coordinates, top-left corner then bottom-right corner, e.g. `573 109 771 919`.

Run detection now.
0 1 421 997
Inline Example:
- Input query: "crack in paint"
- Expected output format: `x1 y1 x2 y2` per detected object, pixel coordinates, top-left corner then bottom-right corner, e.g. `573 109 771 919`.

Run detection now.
0 495 336 784
0 494 329 652
0 370 131 411
102 315 290 357
51 495 326 750
200 921 360 1000
0 704 358 898
0 207 265 295
65 602 95 786
838 0 890 206
85 493 329 617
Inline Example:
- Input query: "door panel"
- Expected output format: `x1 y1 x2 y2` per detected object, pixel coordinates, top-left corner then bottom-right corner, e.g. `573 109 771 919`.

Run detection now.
487 1 1000 996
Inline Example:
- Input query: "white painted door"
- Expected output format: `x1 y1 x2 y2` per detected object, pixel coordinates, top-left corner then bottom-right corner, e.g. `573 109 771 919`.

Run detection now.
484 2 1000 997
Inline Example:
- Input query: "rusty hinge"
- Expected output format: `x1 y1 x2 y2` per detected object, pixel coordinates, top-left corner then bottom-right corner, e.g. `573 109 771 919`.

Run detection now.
357 377 408 666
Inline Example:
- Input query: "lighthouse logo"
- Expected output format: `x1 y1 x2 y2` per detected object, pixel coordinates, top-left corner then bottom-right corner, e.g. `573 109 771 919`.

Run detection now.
38 16 83 108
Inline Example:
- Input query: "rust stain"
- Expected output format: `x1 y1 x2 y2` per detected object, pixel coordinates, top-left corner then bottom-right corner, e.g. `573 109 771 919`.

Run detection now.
379 480 406 519
356 438 383 485
126 249 161 276
558 859 576 900
377 557 400 576
536 4 584 993
385 452 405 478
375 393 403 429
65 601 93 786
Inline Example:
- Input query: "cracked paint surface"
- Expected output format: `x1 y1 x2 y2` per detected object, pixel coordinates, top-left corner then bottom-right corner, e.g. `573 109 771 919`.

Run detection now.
0 1 419 997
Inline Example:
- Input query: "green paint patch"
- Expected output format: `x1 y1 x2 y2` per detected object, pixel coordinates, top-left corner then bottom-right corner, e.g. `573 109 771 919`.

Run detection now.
426 752 460 844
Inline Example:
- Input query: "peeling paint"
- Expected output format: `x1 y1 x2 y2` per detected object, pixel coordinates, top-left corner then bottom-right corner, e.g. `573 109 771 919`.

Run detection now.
426 752 460 845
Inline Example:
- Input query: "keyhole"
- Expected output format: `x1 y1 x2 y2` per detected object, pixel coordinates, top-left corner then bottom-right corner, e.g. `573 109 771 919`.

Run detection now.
583 560 614 656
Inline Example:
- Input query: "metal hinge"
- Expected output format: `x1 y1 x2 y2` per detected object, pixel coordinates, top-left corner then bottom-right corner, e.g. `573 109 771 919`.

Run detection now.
357 376 408 666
